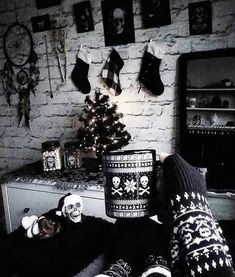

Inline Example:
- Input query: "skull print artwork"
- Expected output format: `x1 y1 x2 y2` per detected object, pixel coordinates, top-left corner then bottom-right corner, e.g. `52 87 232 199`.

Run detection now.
46 156 55 168
140 176 149 188
62 194 83 223
139 175 150 195
111 176 123 196
68 155 76 166
113 176 121 188
112 8 125 34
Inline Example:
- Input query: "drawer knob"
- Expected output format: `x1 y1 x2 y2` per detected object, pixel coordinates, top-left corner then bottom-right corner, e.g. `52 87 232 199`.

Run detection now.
23 208 30 213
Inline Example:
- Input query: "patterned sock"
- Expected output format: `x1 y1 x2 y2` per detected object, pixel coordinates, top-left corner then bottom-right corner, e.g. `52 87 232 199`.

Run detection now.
163 154 235 277
102 49 124 96
140 255 171 277
95 259 131 277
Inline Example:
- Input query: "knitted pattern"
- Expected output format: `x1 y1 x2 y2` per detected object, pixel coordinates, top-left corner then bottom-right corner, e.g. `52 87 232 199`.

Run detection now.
95 259 131 277
102 49 124 96
140 255 171 277
163 154 235 277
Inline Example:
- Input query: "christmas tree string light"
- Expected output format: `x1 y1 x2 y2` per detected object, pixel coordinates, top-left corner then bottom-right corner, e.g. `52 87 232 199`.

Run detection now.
77 88 131 157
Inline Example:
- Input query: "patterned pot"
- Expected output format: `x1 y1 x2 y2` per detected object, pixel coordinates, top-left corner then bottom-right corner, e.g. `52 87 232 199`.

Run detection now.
102 149 157 218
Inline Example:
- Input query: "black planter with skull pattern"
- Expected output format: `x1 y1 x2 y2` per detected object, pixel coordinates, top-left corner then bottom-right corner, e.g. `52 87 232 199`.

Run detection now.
102 149 157 218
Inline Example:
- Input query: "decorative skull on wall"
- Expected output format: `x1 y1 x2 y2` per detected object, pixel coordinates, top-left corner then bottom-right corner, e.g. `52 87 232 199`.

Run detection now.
62 194 83 223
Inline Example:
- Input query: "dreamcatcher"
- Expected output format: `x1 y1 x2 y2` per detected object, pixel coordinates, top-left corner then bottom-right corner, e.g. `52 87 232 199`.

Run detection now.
0 23 39 127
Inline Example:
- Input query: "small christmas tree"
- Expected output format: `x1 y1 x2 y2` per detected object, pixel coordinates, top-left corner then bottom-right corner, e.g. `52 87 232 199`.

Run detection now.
77 88 131 157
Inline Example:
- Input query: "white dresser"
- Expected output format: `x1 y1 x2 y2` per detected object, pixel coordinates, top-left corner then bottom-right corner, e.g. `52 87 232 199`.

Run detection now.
1 163 234 233
1 168 114 233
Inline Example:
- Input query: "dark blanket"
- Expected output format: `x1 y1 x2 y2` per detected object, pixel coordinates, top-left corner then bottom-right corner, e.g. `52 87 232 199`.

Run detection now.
0 212 113 277
0 214 234 277
108 218 170 276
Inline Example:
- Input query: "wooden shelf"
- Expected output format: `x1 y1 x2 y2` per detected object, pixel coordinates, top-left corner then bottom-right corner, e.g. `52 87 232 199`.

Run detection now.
187 126 235 136
187 88 235 92
187 107 235 112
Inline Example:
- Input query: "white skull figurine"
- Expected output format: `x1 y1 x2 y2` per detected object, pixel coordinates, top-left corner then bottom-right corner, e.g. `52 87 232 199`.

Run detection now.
112 176 121 188
140 176 149 188
62 194 83 223
112 8 125 34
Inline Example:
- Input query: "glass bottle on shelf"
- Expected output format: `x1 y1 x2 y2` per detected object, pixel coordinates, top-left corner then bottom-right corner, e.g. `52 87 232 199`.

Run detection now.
189 97 197 108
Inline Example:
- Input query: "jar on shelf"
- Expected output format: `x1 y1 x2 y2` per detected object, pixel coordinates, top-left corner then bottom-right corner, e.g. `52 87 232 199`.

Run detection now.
64 142 81 169
41 141 62 171
189 97 197 108
211 94 222 108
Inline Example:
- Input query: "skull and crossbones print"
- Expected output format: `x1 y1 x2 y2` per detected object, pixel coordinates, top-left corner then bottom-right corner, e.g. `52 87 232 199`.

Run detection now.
62 194 83 223
139 175 150 195
111 176 123 196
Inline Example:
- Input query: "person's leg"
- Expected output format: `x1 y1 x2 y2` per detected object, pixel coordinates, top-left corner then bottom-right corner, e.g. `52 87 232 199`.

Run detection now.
160 152 235 276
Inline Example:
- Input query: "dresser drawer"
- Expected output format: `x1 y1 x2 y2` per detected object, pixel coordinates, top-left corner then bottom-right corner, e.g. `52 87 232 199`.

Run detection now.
208 192 235 221
7 187 62 231
2 182 111 233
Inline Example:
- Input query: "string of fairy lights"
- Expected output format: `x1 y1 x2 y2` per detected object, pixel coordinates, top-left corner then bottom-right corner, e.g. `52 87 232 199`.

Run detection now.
77 88 131 155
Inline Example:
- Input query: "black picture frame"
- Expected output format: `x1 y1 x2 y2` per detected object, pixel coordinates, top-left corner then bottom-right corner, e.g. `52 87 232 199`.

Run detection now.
142 0 171 29
101 0 135 47
36 0 61 9
31 14 51 33
73 1 94 33
188 1 212 35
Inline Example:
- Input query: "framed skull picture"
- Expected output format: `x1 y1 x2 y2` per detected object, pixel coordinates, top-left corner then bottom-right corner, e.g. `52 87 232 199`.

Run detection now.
188 1 212 35
36 0 61 9
73 1 94 33
101 0 135 46
142 0 171 29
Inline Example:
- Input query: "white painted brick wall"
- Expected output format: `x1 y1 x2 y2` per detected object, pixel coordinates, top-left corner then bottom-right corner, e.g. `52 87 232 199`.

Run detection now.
0 0 235 174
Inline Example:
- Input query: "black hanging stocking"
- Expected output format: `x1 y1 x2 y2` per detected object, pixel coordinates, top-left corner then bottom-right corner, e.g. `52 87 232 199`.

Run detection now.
139 41 164 95
71 46 91 94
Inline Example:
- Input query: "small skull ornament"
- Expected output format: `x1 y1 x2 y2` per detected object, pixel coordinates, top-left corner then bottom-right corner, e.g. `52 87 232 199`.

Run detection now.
62 194 83 223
